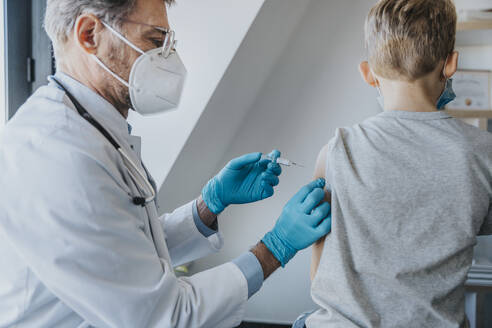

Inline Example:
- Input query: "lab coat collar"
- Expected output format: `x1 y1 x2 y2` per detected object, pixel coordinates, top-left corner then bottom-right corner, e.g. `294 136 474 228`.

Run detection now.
51 72 132 145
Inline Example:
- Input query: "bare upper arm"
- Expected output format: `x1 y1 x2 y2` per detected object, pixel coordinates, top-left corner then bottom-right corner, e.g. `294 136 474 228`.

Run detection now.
313 143 329 181
310 143 332 281
313 142 331 206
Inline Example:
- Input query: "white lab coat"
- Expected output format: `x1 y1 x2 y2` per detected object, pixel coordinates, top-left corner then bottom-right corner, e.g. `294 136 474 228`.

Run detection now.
0 73 249 328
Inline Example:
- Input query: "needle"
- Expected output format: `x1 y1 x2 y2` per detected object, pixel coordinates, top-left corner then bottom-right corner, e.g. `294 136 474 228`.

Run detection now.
262 155 305 168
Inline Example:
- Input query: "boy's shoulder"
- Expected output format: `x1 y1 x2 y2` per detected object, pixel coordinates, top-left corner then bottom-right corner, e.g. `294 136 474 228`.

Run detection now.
330 112 492 154
455 120 492 160
324 116 380 146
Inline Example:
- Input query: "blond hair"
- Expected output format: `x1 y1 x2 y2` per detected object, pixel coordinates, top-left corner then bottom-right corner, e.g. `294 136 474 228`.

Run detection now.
365 0 457 81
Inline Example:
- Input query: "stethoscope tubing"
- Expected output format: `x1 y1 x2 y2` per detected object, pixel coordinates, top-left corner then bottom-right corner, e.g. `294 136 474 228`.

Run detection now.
50 77 156 206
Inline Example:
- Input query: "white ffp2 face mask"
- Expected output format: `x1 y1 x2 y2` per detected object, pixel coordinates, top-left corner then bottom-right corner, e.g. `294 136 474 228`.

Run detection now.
92 22 187 116
128 48 187 115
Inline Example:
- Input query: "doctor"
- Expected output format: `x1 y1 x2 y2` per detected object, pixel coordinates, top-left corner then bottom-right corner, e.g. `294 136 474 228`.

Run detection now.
0 0 332 327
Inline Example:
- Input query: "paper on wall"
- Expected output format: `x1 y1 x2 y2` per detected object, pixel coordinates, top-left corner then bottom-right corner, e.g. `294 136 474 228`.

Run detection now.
446 71 491 110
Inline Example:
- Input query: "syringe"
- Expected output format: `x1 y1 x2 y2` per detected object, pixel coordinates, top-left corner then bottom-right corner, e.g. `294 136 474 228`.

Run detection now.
262 155 305 168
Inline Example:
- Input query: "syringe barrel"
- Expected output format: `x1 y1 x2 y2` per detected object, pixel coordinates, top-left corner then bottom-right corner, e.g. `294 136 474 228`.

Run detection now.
276 158 291 166
261 155 292 166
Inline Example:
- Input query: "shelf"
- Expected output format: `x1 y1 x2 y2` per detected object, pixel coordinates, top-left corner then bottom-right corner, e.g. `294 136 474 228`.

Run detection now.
446 109 492 119
467 265 492 289
458 20 492 31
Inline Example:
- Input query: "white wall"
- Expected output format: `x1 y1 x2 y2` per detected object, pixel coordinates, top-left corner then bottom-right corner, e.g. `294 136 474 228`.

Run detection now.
128 0 265 187
189 0 380 323
158 0 311 217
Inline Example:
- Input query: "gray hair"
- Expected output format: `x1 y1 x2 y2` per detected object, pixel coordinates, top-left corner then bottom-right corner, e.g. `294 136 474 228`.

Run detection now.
44 0 174 51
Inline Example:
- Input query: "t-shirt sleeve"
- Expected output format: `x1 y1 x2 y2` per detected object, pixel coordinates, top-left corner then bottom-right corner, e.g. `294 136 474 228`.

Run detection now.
324 131 341 193
479 204 492 235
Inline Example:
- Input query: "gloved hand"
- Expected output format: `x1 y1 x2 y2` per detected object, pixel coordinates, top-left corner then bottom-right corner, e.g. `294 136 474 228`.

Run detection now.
262 178 331 267
202 150 282 214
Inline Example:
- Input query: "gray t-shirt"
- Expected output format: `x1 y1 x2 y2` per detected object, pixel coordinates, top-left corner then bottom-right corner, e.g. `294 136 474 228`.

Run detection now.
307 110 492 328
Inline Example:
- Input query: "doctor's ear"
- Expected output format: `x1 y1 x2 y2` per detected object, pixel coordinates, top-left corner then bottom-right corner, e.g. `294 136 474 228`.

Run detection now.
73 14 105 55
359 61 378 88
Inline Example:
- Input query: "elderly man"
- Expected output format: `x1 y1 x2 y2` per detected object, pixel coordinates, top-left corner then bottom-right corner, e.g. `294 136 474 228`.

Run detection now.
0 0 331 327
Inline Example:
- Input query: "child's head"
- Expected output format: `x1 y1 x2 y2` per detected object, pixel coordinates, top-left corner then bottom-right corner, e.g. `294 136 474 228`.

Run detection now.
359 0 459 110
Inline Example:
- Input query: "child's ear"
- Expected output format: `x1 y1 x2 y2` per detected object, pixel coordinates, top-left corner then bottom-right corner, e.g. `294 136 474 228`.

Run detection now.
359 61 378 87
444 51 459 79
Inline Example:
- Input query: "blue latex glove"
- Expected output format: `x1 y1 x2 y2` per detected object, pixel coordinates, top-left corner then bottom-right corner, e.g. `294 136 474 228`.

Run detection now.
202 150 282 214
262 178 331 267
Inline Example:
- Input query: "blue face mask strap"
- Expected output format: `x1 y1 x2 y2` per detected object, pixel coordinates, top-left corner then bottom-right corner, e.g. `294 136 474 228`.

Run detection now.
436 55 457 110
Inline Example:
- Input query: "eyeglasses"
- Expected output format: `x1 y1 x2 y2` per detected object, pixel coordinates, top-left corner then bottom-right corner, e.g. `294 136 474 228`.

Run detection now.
116 19 177 58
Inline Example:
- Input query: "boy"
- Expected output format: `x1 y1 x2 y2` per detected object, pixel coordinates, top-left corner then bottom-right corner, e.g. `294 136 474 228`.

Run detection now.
305 0 492 327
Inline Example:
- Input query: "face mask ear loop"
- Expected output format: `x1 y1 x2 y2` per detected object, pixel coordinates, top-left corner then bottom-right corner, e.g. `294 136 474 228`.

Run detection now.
442 55 450 80
91 54 130 88
440 55 450 97
101 21 145 56
375 82 383 98
371 69 383 97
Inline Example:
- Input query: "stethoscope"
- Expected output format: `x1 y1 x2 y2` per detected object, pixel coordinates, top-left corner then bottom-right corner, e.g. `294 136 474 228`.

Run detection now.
50 77 156 206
